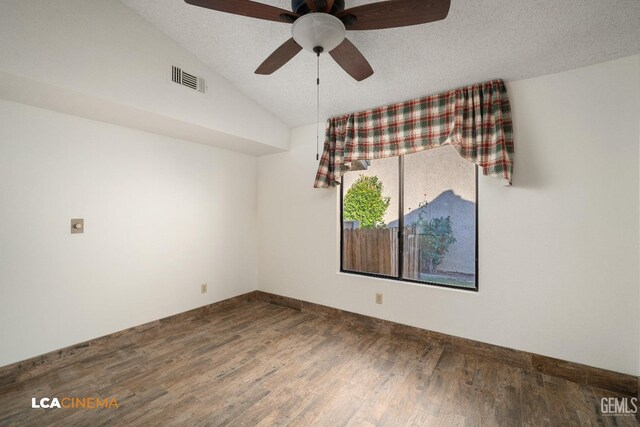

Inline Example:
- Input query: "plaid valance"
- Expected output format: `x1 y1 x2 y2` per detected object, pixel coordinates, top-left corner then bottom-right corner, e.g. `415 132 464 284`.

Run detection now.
314 79 513 188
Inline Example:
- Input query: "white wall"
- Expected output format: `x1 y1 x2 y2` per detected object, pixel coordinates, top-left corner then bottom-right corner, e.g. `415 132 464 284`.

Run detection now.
0 0 289 153
0 100 258 367
258 55 640 376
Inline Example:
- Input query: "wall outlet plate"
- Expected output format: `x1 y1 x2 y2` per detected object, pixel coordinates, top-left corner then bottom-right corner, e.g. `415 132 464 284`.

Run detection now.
375 293 383 304
201 284 207 294
70 218 84 234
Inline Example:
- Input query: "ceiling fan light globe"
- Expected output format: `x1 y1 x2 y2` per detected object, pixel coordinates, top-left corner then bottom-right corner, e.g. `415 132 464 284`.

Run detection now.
292 13 346 53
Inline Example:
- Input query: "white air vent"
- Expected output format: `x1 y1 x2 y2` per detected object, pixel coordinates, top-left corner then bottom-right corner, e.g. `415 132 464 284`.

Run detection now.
171 66 207 94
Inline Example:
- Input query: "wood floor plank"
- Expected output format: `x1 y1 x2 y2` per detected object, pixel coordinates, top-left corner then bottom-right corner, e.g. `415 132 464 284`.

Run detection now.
520 370 551 427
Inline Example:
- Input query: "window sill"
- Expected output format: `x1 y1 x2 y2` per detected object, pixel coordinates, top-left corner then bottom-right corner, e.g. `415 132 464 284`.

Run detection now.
337 270 479 293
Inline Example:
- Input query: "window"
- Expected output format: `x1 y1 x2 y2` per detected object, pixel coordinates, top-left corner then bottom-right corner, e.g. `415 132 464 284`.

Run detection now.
340 146 478 291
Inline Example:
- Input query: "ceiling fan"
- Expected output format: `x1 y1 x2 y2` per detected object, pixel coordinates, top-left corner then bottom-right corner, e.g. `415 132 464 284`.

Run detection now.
184 0 451 81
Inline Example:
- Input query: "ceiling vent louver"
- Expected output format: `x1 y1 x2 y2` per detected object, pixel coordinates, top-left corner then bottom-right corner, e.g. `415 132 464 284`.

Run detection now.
171 66 207 94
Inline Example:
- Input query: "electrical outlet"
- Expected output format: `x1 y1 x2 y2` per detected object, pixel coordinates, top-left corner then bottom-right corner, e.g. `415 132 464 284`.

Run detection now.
375 293 383 304
201 284 207 294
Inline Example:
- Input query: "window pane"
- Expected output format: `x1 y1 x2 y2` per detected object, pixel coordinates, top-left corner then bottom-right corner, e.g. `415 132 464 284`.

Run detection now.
401 147 477 288
341 157 399 277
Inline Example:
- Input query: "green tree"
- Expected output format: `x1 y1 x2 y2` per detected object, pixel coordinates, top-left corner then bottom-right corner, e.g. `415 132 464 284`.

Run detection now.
343 175 391 229
415 201 456 273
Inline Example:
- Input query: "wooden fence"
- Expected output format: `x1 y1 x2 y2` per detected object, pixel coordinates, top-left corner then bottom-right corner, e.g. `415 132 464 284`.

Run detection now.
343 227 419 279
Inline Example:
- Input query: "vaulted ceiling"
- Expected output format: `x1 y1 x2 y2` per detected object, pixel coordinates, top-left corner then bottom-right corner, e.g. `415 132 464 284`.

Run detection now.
121 0 640 127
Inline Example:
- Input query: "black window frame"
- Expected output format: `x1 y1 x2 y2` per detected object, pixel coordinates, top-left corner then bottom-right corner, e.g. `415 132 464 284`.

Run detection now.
339 154 479 292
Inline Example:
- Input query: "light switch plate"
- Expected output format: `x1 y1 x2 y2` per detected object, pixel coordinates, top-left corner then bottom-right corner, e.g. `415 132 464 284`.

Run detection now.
71 218 84 234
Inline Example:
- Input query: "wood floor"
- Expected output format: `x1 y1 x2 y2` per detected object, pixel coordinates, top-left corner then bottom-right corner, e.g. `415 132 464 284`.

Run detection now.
0 301 637 426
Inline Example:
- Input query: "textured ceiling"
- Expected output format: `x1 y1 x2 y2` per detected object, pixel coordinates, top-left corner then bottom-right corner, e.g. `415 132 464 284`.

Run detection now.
121 0 640 127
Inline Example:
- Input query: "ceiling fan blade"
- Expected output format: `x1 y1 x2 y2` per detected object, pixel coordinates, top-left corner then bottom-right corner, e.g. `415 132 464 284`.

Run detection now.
329 39 373 81
337 0 450 30
255 38 303 75
184 0 298 24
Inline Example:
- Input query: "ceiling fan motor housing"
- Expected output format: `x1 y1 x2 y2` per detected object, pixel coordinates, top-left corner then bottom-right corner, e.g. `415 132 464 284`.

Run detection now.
291 0 345 15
